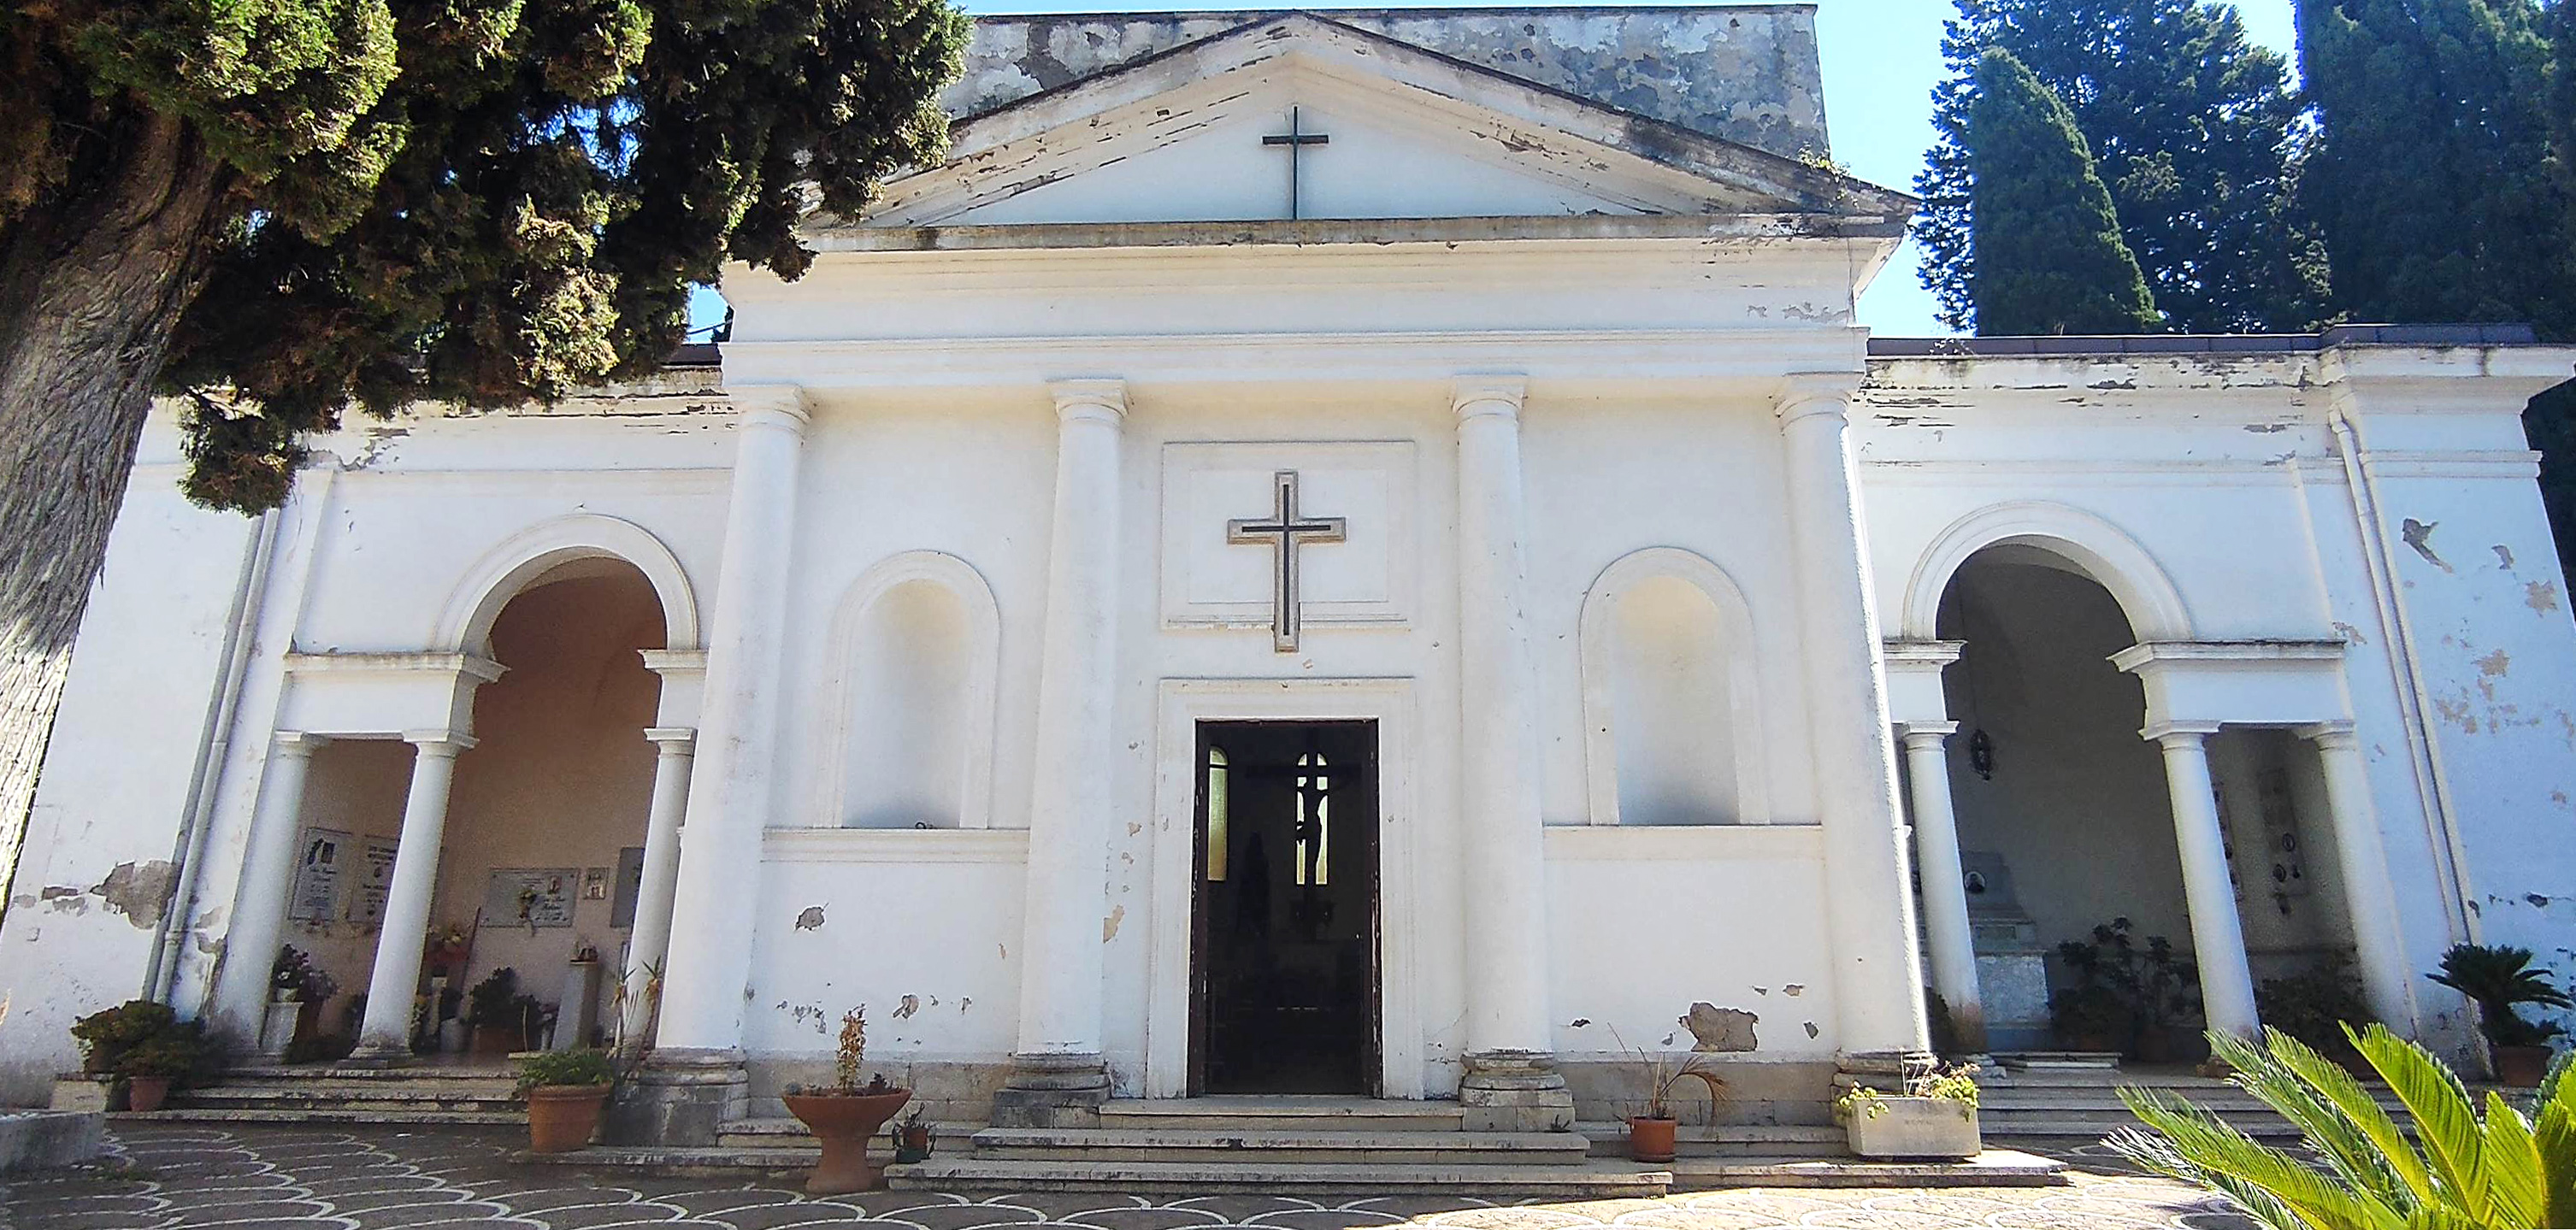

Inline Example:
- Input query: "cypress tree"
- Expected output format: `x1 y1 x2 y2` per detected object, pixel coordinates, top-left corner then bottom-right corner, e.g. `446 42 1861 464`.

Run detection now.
1918 0 2325 333
0 0 968 917
2297 0 2571 333
1968 50 2163 335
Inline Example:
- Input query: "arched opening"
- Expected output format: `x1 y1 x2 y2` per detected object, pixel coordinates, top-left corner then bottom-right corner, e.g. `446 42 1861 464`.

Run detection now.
1935 548 2191 1055
1605 575 1740 826
841 578 972 828
280 562 669 1061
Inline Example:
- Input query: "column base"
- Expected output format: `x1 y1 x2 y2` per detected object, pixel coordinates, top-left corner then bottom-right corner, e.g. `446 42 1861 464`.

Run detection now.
1458 1051 1574 1132
989 1052 1110 1128
341 1039 418 1068
607 1048 748 1146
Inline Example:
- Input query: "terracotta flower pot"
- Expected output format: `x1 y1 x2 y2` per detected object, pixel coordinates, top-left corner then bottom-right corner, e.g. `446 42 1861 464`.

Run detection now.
526 1085 610 1153
473 1025 521 1056
1627 1115 1678 1162
781 1089 911 1194
125 1076 172 1114
2494 1045 2555 1088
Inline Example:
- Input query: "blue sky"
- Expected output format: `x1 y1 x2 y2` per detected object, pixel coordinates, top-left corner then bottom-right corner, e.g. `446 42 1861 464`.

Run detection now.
693 2 2299 338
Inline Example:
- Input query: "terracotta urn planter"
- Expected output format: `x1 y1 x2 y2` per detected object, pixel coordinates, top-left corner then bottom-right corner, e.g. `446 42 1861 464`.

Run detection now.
125 1076 173 1114
1627 1115 1678 1162
2494 1045 2555 1088
781 1089 911 1194
526 1085 610 1153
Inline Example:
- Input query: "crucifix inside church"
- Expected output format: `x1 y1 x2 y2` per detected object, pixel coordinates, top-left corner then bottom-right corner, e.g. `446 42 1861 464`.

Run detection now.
1261 106 1329 220
1227 468 1347 652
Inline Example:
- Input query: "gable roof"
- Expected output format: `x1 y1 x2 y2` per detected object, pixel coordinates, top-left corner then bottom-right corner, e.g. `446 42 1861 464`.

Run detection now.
833 12 1910 236
946 5 1830 159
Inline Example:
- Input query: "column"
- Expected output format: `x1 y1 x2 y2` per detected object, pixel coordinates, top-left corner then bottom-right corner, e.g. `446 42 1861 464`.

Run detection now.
207 732 326 1045
1900 722 1985 1054
1776 377 1931 1056
994 380 1126 1128
618 727 696 1045
352 733 473 1060
2148 722 2261 1040
1452 378 1572 1131
2301 721 2415 1030
654 387 811 1056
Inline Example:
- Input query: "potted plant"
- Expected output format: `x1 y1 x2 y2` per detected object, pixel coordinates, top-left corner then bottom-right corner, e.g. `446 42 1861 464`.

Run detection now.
890 1107 936 1163
1835 1058 1981 1160
2428 943 2571 1086
119 1031 209 1113
780 1008 911 1194
516 1048 615 1152
264 946 335 1059
70 999 208 1109
2048 985 2128 1054
2056 918 2202 1060
2255 957 2374 1077
1568 1017 1724 1162
466 968 523 1054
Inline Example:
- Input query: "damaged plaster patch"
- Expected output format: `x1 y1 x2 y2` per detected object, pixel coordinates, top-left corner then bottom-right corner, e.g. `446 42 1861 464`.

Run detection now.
2497 545 2518 569
2401 519 2453 573
2532 581 2562 614
1103 904 1124 942
96 861 176 929
2480 650 2513 678
794 906 826 932
1682 1002 1758 1052
893 995 920 1019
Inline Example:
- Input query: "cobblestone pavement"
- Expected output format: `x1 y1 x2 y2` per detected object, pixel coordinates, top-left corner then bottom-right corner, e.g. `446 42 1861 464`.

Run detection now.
2 1125 2261 1230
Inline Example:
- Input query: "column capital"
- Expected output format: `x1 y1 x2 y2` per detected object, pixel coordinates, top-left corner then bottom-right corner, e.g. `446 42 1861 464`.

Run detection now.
645 727 699 752
1049 379 1128 425
1453 375 1528 423
271 730 330 757
2297 720 2361 750
1775 373 1862 425
2142 720 2223 746
403 730 477 756
639 649 708 679
1899 721 1960 747
724 384 812 431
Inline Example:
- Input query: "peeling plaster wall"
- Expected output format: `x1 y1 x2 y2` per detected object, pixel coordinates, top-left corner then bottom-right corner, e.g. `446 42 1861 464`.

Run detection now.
946 6 1829 159
0 454 256 1104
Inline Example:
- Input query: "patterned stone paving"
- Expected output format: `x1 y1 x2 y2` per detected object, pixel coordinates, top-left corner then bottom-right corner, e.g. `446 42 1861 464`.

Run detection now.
0 1125 2262 1230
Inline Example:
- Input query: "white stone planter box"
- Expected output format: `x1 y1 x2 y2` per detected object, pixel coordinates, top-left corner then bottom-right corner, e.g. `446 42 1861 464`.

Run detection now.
1844 1097 1980 1160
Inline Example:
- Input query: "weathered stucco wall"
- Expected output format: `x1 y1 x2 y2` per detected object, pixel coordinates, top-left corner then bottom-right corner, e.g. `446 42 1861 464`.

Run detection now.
946 6 1830 158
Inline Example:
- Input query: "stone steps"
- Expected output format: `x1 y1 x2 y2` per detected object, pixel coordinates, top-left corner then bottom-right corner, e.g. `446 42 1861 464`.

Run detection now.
1097 1097 1464 1133
148 1062 526 1125
967 1126 1591 1164
885 1156 1674 1197
1975 1068 2422 1143
715 1115 984 1150
1666 1151 2066 1190
115 1106 528 1126
1572 1121 1846 1158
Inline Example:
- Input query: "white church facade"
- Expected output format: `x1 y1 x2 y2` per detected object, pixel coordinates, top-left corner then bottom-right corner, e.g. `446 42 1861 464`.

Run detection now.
5 7 2576 1137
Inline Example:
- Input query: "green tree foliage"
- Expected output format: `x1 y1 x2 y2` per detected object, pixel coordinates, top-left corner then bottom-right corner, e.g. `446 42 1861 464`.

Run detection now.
0 0 967 922
2297 0 2573 336
2115 1024 2576 1230
1918 0 2325 334
1966 50 2162 336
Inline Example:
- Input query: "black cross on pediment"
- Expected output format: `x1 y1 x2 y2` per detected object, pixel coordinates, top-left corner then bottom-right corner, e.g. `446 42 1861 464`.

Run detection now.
1261 106 1329 221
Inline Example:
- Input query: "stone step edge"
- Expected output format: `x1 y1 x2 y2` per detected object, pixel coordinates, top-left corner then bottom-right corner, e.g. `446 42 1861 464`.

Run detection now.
970 1127 1588 1151
1100 1103 1462 1123
885 1157 1671 1196
1667 1151 2068 1190
719 1116 984 1139
114 1108 527 1124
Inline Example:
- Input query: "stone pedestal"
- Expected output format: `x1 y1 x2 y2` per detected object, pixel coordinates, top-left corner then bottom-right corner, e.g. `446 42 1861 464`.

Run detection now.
988 1052 1111 1128
605 1048 747 1147
1458 1051 1576 1132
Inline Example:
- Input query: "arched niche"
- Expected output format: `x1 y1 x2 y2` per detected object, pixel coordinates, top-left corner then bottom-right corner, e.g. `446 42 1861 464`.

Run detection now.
1901 501 2192 644
816 550 1000 829
433 514 702 655
1579 548 1768 826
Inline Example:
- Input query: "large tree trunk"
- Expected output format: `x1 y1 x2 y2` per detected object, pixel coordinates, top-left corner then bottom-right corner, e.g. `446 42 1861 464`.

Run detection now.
0 110 228 926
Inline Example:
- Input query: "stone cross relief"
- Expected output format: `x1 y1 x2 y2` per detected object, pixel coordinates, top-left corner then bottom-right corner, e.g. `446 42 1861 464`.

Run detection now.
1227 469 1347 653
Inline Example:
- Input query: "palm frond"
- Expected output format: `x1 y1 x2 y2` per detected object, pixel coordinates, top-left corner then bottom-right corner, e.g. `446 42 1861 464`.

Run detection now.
2477 1091 2544 1228
2359 1024 2494 1221
2117 1087 2406 1230
2251 1027 2421 1210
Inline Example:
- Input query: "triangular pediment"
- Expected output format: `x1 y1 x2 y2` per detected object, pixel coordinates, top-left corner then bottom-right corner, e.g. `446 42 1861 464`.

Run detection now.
851 15 1909 231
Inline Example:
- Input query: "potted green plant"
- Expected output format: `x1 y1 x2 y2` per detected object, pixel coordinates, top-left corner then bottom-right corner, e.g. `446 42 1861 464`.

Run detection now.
1834 1059 1981 1160
2056 918 2202 1060
119 1031 209 1113
2255 956 2373 1076
72 1001 209 1113
516 1048 614 1152
263 946 335 1059
2048 984 2128 1054
1568 1017 1724 1162
2428 943 2571 1086
890 1107 935 1163
780 1008 911 1194
466 968 523 1054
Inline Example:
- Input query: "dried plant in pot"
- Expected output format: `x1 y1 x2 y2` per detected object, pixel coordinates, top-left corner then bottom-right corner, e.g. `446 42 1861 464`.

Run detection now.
781 1008 911 1194
517 1049 614 1153
1570 1018 1724 1163
1835 1058 1981 1160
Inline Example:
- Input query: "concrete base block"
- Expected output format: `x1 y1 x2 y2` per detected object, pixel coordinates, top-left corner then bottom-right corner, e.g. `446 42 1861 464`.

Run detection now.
49 1077 109 1114
0 1111 106 1174
609 1049 748 1147
1458 1051 1575 1133
989 1052 1109 1129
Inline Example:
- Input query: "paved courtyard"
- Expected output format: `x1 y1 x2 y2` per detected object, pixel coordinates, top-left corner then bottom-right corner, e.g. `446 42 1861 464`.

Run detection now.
2 1125 2258 1230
